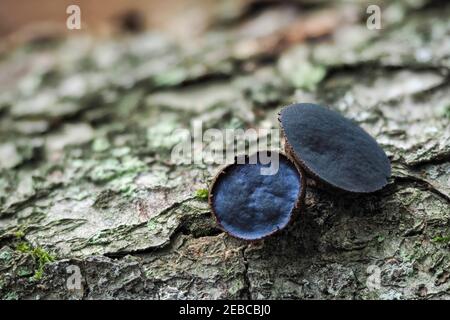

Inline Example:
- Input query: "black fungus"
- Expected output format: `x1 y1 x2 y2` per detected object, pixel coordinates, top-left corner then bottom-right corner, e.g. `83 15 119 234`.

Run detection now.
279 103 391 193
209 152 305 240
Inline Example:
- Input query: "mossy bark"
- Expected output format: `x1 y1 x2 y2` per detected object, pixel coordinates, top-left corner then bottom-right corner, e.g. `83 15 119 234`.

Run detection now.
0 0 449 299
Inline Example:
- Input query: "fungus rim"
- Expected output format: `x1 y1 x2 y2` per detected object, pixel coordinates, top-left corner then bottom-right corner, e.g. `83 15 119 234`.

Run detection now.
208 151 306 241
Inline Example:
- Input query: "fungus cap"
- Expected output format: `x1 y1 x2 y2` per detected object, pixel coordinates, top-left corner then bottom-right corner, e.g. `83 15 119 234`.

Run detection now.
209 151 305 240
279 103 391 193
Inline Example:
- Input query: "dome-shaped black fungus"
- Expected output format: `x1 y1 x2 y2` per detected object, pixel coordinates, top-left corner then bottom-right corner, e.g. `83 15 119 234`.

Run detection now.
209 152 305 240
279 103 391 193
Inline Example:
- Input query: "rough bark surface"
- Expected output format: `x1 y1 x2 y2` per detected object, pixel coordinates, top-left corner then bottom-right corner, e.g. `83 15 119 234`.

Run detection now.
0 0 449 299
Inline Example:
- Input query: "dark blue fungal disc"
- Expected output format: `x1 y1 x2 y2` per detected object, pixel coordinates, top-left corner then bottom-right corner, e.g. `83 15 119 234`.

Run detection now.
279 103 391 193
209 152 304 240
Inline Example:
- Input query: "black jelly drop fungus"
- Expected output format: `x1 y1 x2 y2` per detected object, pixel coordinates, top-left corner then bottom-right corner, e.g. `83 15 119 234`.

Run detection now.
279 103 391 193
209 152 305 240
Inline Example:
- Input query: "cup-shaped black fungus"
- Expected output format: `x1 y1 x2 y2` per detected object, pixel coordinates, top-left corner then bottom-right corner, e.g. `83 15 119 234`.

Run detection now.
279 103 391 193
209 152 305 240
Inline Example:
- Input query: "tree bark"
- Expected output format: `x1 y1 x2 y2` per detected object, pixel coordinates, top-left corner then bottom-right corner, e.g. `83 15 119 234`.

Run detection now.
0 0 449 299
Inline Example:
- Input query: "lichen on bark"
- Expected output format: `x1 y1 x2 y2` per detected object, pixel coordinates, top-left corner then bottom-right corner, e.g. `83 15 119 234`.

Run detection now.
0 0 450 299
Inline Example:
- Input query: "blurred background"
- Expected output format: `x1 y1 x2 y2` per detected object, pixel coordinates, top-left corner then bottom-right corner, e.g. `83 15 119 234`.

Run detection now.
0 0 409 48
0 0 223 39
